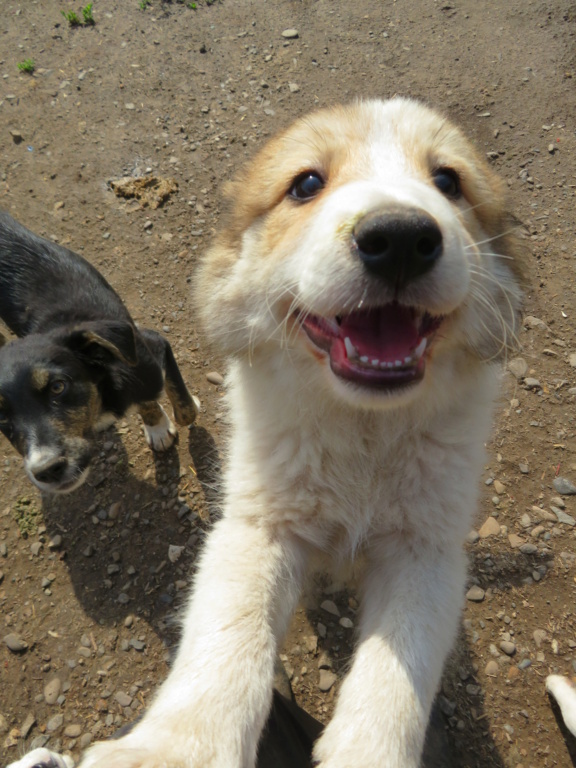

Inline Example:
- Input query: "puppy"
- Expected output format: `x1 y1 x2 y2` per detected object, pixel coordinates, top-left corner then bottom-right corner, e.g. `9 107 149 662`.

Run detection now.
14 98 522 768
0 210 199 493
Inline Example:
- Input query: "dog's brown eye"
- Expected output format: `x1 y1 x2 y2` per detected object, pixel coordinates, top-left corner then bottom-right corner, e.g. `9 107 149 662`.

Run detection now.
289 171 325 201
432 168 461 199
50 380 68 396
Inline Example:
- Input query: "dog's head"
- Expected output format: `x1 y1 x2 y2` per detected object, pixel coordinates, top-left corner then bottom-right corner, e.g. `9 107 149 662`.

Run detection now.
0 321 137 493
196 98 523 408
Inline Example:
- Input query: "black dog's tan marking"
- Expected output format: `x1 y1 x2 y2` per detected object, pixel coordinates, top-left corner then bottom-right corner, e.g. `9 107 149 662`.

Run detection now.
0 209 199 493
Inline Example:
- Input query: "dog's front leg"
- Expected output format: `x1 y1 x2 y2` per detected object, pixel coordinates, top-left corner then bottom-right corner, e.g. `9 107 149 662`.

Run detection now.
79 513 307 768
313 537 466 768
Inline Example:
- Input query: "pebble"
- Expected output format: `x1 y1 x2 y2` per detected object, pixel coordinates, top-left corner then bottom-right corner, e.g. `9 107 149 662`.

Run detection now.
21 713 36 738
44 677 62 704
64 724 82 738
4 633 28 652
339 617 354 629
48 534 62 549
168 545 184 563
320 599 340 616
493 480 506 495
206 371 224 385
318 669 337 691
10 129 23 144
466 529 479 544
288 82 300 93
478 516 500 538
114 691 133 707
281 28 299 38
551 506 576 526
46 713 64 732
485 660 499 676
507 357 527 379
553 476 576 495
30 541 42 556
0 714 8 735
524 377 541 390
508 533 524 548
466 585 485 602
500 640 516 656
519 543 538 555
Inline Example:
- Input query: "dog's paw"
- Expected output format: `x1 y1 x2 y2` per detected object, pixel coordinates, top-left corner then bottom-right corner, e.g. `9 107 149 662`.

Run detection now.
174 395 201 427
78 730 215 768
142 406 177 451
546 674 576 736
6 747 74 768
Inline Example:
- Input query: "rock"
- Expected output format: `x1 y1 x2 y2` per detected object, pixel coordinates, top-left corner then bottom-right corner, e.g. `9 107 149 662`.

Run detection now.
168 545 184 563
46 713 64 732
507 358 527 379
553 477 576 495
318 670 337 691
339 617 354 629
493 480 506 495
485 660 499 676
21 713 35 738
466 529 480 544
524 378 541 390
48 534 62 549
281 28 299 39
569 353 576 368
288 82 300 93
0 714 8 735
4 633 28 652
508 533 524 548
44 677 62 704
206 371 224 385
320 599 340 616
500 640 516 656
30 541 42 556
524 315 548 330
551 507 576 526
478 516 500 538
519 543 538 555
519 463 530 474
466 585 485 602
64 723 82 738
114 691 133 708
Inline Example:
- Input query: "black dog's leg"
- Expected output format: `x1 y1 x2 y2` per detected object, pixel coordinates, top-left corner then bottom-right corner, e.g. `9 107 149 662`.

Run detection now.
139 399 178 451
139 328 200 427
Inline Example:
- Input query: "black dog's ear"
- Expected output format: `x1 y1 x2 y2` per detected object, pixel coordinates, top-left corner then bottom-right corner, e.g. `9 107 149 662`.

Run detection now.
62 321 138 367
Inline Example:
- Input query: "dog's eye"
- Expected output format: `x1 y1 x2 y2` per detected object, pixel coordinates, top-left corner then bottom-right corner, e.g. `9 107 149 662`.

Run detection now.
49 380 68 396
288 171 325 201
432 168 461 199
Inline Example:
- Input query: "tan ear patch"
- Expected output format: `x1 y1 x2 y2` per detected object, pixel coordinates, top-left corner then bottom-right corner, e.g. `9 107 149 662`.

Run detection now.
30 368 51 391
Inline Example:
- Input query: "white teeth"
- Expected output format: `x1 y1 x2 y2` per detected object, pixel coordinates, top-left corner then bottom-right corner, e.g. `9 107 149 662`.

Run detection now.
404 356 412 364
371 359 379 366
413 338 427 359
360 355 369 363
344 337 358 359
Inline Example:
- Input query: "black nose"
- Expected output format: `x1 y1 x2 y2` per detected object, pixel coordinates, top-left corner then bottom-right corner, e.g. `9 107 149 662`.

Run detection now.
34 457 68 485
354 207 443 289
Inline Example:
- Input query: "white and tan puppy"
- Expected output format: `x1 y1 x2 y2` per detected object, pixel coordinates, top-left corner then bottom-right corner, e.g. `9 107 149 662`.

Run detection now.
11 98 522 768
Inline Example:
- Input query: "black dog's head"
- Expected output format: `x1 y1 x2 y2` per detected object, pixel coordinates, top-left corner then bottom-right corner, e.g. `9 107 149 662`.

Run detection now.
0 321 137 493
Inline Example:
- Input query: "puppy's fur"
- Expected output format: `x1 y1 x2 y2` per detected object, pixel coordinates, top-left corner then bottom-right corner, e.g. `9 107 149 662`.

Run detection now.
52 98 521 767
0 210 199 493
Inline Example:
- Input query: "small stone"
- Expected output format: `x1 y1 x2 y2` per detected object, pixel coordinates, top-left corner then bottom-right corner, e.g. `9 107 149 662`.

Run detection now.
519 543 538 555
500 640 516 656
281 28 299 39
4 633 27 652
466 529 479 544
519 513 532 528
168 545 184 563
507 358 527 379
320 599 340 616
524 315 548 331
485 660 499 677
46 713 64 732
206 371 224 386
48 534 62 549
10 130 23 144
478 516 500 538
519 463 529 474
524 377 541 390
507 665 520 680
553 477 576 495
339 617 354 629
0 714 8 735
508 533 524 548
30 541 42 556
114 691 133 708
466 585 485 602
288 82 300 93
493 480 506 495
64 724 82 738
125 103 136 110
44 677 62 704
518 658 532 670
21 713 36 738
551 506 576 526
318 669 337 692
108 502 122 520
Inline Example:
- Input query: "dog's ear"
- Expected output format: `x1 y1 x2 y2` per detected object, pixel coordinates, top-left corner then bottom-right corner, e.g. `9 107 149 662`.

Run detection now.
62 321 138 367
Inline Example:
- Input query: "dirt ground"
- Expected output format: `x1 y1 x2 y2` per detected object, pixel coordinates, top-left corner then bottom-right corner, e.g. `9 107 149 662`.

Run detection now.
1 0 576 766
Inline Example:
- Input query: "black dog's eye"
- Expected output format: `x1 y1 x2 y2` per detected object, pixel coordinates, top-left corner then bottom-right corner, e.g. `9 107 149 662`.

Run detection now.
49 380 68 396
288 171 325 201
432 168 461 199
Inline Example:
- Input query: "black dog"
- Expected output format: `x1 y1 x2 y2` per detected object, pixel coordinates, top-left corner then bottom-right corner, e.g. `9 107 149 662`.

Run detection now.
0 210 199 493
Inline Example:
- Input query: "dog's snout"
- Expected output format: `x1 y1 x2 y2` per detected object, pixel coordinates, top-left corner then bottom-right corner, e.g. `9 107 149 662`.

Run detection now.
354 208 443 289
32 456 69 486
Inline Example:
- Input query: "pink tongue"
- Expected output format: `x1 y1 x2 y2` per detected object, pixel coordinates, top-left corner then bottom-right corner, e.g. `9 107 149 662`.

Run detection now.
339 305 419 360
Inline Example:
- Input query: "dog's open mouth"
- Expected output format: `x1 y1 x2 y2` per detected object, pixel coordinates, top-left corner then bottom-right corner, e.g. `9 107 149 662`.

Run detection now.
297 304 443 389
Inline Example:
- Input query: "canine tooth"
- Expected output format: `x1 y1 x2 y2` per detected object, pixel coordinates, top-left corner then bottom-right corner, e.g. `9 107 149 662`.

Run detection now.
414 338 427 358
404 356 412 364
360 356 369 364
344 337 358 359
371 359 379 366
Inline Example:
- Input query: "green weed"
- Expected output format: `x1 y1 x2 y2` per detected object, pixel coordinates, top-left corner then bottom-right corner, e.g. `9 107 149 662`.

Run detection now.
17 59 35 74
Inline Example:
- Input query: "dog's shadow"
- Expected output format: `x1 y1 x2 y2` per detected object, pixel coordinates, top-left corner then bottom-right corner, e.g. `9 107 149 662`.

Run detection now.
38 419 222 631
